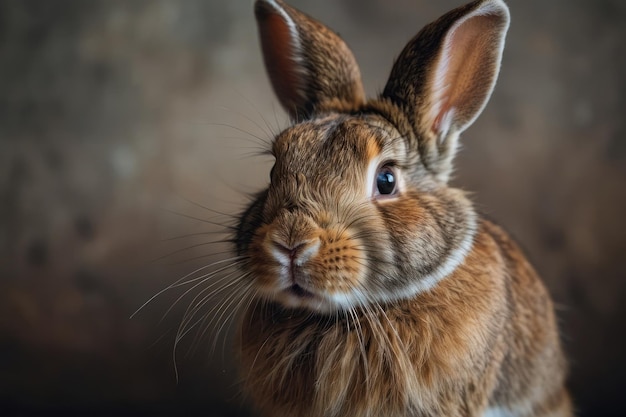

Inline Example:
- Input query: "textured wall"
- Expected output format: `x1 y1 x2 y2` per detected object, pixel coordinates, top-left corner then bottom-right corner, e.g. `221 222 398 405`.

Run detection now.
1 0 625 416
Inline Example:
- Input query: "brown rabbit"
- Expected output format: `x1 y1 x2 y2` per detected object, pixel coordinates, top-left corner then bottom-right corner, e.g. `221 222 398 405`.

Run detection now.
234 0 572 416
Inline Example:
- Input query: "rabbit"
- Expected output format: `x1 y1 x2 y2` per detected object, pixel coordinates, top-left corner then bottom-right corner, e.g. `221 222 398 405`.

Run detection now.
233 0 573 416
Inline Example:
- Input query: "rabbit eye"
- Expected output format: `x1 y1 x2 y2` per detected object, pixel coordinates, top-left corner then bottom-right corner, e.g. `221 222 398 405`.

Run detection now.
376 166 396 195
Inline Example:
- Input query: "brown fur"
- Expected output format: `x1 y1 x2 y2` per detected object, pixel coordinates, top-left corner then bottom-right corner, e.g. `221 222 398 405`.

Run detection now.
255 0 365 120
233 1 572 416
239 221 570 417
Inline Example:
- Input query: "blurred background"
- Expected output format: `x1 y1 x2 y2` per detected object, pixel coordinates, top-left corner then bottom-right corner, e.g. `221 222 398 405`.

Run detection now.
1 0 625 416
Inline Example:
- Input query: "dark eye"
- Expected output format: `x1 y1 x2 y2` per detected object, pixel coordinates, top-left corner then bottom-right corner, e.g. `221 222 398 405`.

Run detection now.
376 166 396 195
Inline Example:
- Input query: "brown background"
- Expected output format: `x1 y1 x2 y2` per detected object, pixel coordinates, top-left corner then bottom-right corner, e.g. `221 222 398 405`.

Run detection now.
1 0 625 416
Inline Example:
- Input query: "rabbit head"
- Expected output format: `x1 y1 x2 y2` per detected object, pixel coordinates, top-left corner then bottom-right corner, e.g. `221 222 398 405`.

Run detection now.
236 0 510 313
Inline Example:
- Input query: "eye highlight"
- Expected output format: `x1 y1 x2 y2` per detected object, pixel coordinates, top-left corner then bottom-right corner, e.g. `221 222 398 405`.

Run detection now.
375 165 397 197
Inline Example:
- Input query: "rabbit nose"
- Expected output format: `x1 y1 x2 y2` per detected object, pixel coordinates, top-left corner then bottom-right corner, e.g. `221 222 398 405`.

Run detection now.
271 238 320 266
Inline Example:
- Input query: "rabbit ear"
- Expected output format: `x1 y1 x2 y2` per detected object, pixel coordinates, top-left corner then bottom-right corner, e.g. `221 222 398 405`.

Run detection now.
254 0 366 120
381 0 510 180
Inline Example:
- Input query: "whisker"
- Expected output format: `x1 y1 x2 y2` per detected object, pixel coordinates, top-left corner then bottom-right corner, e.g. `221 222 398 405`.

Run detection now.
172 278 251 370
248 309 274 378
153 243 232 263
173 193 241 221
189 284 248 357
181 279 253 358
233 89 282 140
165 250 235 266
202 122 271 147
237 149 275 159
217 104 274 141
347 305 368 381
161 232 234 242
163 208 237 231
162 261 247 322
271 102 284 137
178 270 251 335
363 291 407 354
130 256 246 319
211 282 256 356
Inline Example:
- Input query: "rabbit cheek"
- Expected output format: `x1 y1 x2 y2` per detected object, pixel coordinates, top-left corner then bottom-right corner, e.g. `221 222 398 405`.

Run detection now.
309 230 365 297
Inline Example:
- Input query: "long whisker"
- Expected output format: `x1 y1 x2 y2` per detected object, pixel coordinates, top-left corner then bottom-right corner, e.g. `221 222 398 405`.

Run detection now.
347 305 368 382
163 209 238 231
176 269 245 335
177 278 252 358
130 256 245 319
173 193 241 221
171 279 251 379
153 243 231 263
233 88 282 141
361 290 406 354
165 250 235 266
178 269 252 337
202 122 271 146
211 282 256 356
162 260 248 321
190 281 251 357
161 232 234 242
217 105 273 141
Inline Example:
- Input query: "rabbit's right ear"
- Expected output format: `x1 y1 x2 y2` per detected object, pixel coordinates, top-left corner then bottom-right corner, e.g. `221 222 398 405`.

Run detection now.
254 0 365 121
381 0 510 181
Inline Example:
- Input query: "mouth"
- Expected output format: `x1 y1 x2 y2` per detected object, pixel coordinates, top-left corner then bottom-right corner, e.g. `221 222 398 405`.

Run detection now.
285 284 315 299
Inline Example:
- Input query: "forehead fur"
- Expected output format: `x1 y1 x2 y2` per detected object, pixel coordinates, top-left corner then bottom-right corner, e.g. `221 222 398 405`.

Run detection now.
272 113 406 179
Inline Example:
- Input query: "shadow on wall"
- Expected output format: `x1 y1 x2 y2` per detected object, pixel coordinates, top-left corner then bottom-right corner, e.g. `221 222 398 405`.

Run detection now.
1 0 625 416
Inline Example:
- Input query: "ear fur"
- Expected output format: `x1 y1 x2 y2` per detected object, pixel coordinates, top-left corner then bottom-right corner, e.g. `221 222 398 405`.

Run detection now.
254 0 366 121
382 0 510 181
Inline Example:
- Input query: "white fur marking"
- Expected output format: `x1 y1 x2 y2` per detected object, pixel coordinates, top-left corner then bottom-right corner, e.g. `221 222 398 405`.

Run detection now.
271 246 291 267
365 157 380 198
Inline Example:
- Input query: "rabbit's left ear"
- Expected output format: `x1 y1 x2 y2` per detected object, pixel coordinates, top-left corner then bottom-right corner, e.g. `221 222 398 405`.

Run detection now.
255 0 365 121
382 0 510 179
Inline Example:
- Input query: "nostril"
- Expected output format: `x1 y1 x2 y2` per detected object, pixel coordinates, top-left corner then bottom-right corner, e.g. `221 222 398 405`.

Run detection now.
271 238 320 265
272 242 299 258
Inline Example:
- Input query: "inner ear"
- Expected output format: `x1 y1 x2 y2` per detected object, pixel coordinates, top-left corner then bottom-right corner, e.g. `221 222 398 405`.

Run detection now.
255 1 306 116
431 12 507 136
